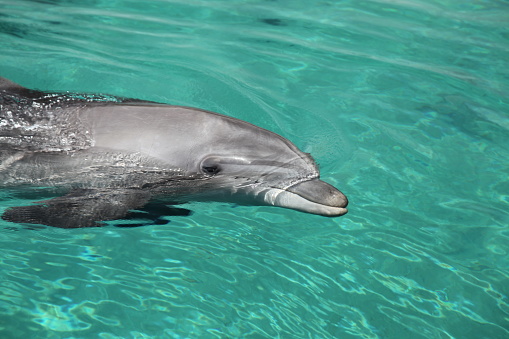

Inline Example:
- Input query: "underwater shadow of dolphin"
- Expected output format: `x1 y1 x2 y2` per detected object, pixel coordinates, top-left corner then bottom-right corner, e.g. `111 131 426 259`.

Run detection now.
0 77 348 228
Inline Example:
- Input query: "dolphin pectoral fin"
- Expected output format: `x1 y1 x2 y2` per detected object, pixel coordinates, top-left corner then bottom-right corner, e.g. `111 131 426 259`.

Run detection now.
116 203 193 227
265 179 348 217
134 202 193 217
1 189 151 228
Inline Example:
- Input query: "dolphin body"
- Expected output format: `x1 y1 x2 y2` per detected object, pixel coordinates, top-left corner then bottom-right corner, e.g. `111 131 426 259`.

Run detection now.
0 77 348 228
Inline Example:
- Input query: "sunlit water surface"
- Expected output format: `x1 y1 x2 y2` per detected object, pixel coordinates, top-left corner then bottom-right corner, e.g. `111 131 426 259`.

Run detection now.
1 0 508 338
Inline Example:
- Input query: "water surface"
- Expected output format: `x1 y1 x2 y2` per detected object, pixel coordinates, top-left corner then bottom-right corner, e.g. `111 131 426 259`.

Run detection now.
1 0 508 338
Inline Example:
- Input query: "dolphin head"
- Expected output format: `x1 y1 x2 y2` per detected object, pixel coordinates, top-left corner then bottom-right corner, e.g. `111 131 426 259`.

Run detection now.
85 104 348 217
172 108 349 217
192 127 348 216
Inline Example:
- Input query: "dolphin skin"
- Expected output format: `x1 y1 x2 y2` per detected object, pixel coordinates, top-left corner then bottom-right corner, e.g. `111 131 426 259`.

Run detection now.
0 77 348 228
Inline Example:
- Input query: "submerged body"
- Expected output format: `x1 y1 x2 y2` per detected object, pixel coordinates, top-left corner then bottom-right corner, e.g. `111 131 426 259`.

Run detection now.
0 77 348 228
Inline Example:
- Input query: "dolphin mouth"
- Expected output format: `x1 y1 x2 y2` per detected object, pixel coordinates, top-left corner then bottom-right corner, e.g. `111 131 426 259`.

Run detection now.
264 179 348 217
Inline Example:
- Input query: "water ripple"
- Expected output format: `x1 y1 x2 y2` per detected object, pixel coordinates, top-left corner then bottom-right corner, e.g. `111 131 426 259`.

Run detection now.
1 0 509 337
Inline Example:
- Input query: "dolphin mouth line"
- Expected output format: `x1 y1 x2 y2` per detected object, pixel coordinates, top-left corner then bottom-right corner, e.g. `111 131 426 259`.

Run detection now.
264 187 348 217
264 178 348 217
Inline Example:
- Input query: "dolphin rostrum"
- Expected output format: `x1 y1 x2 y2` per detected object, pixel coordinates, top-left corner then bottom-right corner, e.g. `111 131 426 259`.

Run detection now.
0 77 348 228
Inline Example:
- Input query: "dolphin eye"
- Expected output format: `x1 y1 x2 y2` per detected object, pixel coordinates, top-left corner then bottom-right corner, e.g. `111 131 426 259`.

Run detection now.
200 157 221 175
202 165 220 175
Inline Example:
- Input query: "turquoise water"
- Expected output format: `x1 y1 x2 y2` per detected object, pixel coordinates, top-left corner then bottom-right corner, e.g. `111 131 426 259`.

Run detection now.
1 0 508 337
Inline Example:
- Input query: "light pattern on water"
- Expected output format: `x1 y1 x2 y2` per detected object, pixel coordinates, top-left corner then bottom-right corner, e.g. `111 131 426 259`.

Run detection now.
1 0 508 338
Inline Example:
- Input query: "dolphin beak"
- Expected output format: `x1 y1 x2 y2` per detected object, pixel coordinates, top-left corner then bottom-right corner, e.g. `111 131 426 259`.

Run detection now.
265 179 348 217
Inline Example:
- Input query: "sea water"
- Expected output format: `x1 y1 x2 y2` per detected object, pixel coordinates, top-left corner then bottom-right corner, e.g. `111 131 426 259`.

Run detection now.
0 0 508 338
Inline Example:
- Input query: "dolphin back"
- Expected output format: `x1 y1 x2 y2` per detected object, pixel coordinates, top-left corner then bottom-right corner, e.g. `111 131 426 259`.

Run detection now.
0 77 25 90
0 76 49 102
0 77 134 153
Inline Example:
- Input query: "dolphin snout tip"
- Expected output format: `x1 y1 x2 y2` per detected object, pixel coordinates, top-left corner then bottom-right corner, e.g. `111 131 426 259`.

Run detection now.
328 187 348 209
322 190 348 217
318 188 348 217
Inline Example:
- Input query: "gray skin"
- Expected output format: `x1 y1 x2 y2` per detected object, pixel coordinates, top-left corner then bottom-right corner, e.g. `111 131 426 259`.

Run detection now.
0 77 348 228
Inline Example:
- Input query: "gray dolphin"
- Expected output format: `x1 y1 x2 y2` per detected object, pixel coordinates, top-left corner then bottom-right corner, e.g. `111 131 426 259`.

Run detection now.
0 77 348 228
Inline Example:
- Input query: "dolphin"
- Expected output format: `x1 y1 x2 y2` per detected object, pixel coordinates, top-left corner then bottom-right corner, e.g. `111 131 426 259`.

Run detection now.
0 77 348 228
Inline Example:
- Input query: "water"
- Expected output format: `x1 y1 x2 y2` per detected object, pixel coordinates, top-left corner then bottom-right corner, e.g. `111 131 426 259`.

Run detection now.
1 0 508 337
